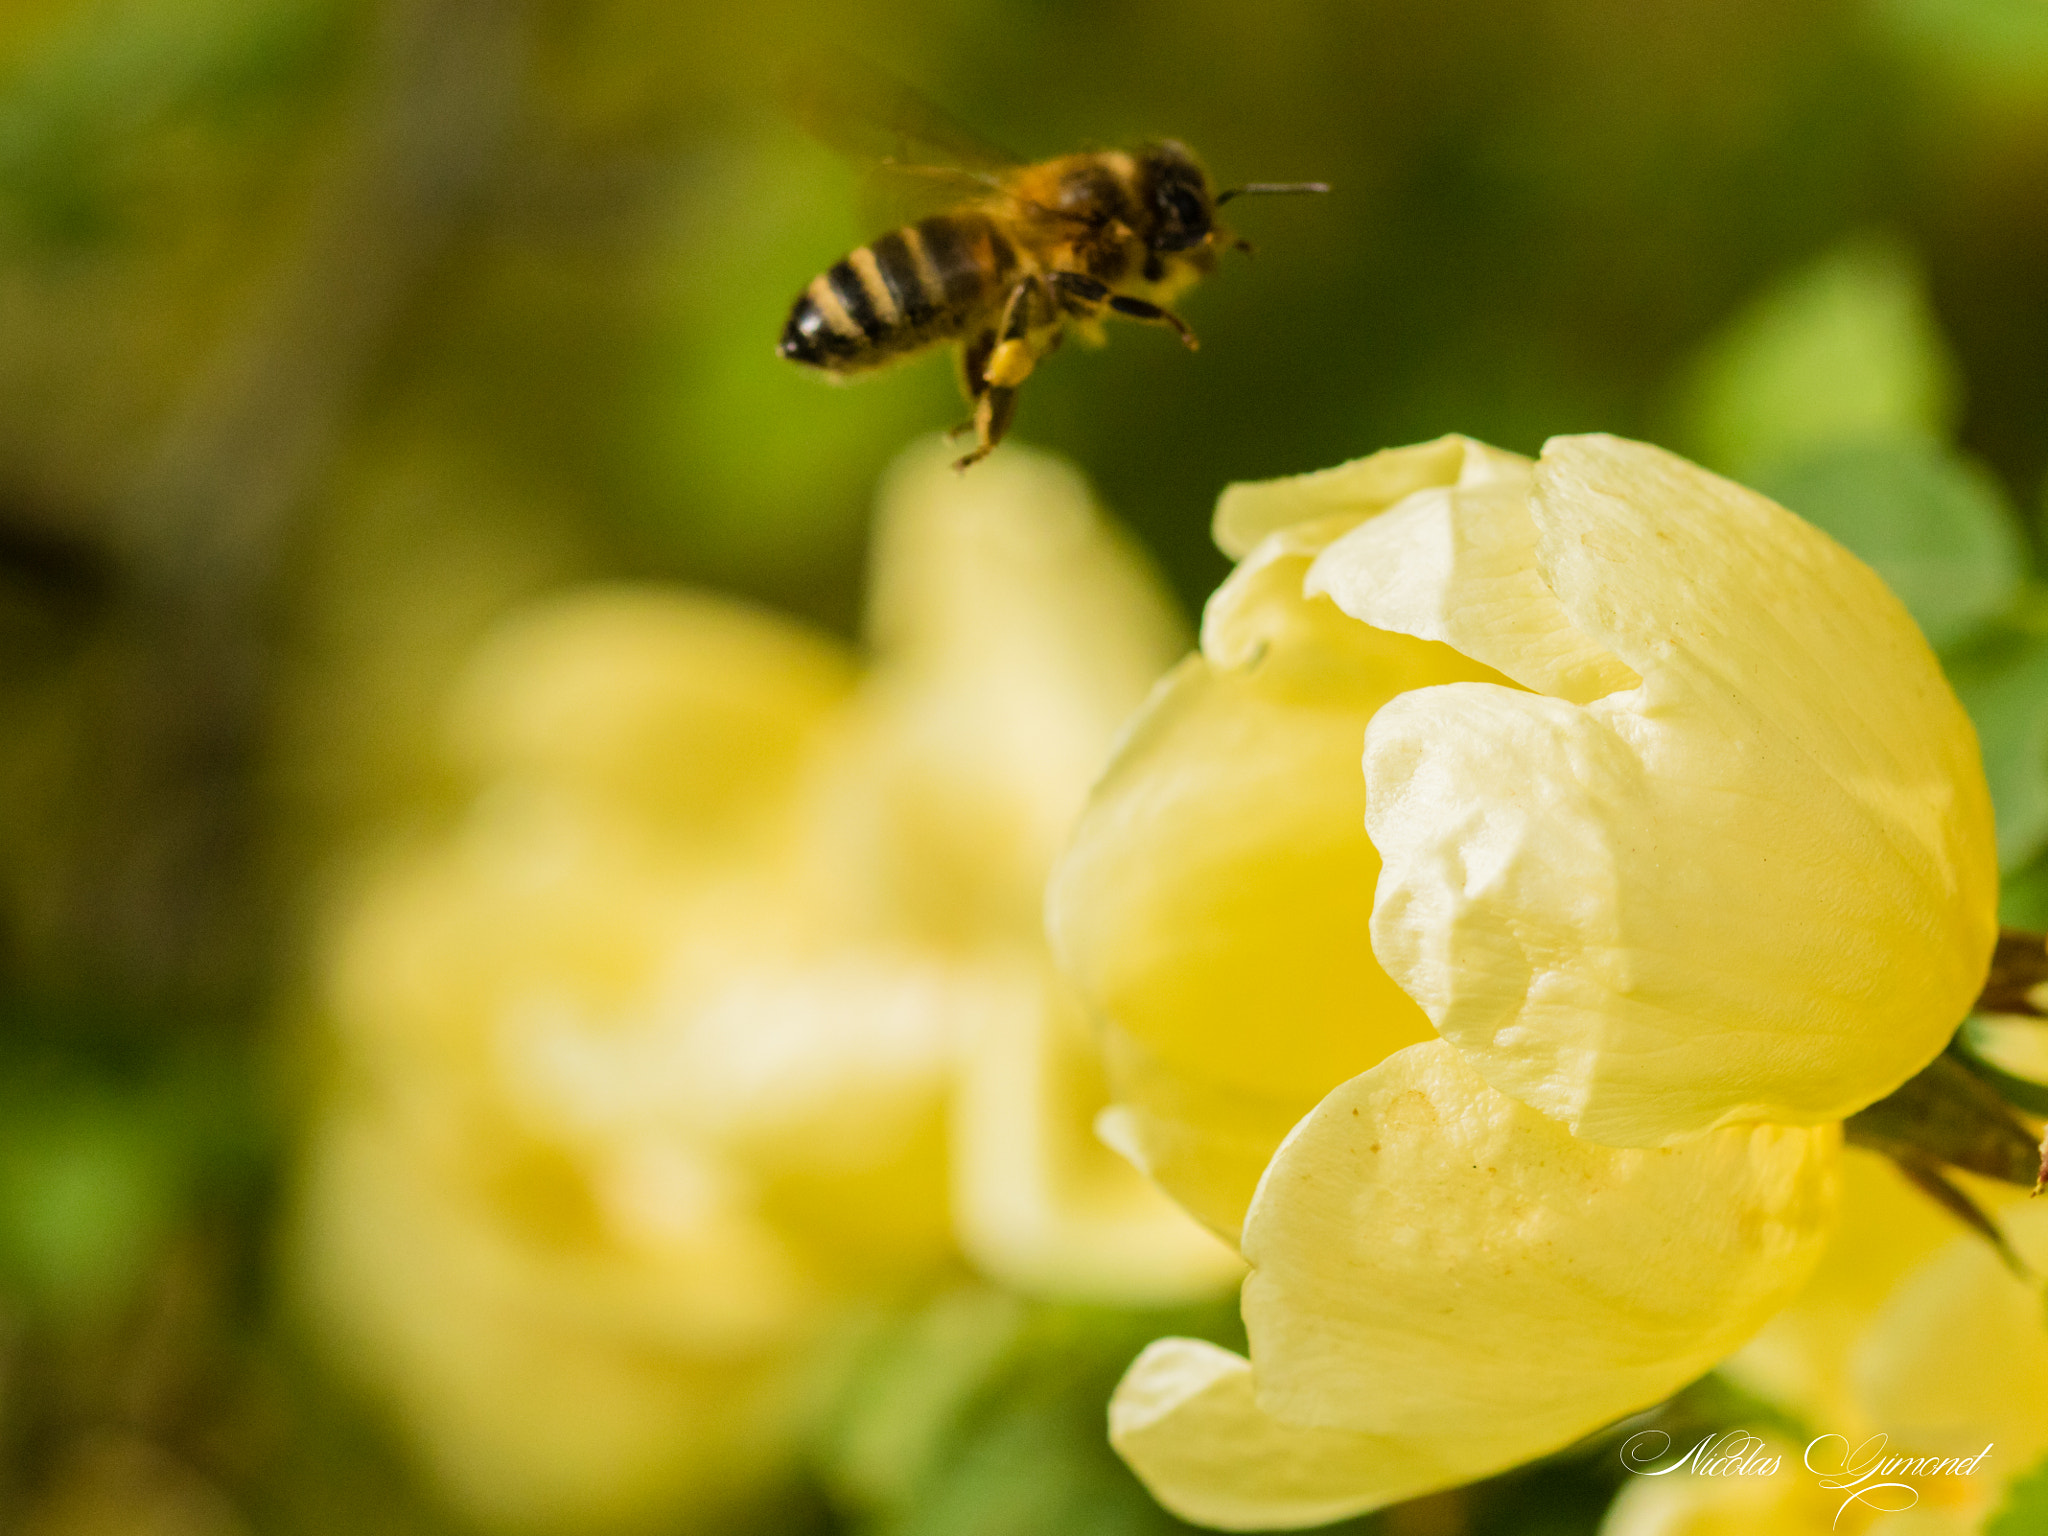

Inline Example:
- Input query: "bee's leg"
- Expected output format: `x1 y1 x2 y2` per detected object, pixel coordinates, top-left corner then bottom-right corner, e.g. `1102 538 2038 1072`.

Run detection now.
953 384 1019 471
1049 270 1111 317
1107 294 1199 350
954 283 1047 469
995 277 1038 338
980 279 1046 390
952 328 998 437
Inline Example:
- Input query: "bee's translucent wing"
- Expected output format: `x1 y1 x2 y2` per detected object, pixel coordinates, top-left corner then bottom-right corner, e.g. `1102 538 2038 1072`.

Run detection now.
781 47 1022 181
855 162 1005 231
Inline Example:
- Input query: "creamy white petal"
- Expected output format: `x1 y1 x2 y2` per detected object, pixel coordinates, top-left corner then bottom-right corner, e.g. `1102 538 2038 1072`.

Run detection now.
1201 514 1375 670
1718 1147 1962 1434
1089 1021 1325 1244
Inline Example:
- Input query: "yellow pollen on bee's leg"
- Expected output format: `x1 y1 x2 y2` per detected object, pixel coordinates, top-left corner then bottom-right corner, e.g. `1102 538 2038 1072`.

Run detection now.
984 338 1036 388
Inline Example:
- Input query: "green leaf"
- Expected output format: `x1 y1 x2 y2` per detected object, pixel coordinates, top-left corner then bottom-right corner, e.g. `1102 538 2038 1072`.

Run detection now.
2000 850 2048 930
1948 632 2048 870
1755 441 2024 653
1674 236 1957 479
1987 1448 2048 1536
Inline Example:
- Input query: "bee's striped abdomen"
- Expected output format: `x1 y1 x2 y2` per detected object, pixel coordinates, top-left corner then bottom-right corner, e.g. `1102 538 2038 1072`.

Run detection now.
779 212 1020 374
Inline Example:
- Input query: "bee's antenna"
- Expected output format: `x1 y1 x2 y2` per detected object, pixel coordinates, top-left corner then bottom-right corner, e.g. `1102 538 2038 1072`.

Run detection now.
1214 182 1331 205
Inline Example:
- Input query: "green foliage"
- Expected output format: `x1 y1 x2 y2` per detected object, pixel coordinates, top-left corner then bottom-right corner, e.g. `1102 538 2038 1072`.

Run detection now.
1987 1449 2048 1536
1997 847 2048 929
819 1289 1244 1536
1949 630 2048 869
0 1093 172 1314
1953 1020 2048 1115
824 1288 1033 1514
1873 0 2048 103
0 1028 265 1323
1674 237 1958 481
1756 440 2024 652
634 135 960 602
1671 226 2048 879
0 0 348 245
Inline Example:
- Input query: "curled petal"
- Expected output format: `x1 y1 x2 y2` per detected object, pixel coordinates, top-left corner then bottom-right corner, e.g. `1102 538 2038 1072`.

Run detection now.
1109 1337 1506 1530
1201 513 1377 671
1240 1042 1837 1443
1306 474 1638 704
1363 435 1996 1145
1212 434 1529 560
1091 1021 1317 1244
1050 586 1494 1230
1052 649 1437 1102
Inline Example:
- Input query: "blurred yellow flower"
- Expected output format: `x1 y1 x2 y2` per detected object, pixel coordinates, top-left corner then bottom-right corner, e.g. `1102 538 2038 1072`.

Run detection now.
1597 1441 1990 1536
1050 434 1999 1528
1606 1152 2048 1536
1720 1149 1977 1439
294 441 1238 1534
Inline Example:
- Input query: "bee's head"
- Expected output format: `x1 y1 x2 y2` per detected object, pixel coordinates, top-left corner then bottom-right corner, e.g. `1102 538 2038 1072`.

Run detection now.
1137 141 1216 253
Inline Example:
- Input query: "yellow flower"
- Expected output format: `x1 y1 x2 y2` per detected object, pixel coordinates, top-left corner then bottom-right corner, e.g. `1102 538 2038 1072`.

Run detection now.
295 442 1239 1534
1607 1152 2048 1536
1596 1442 1962 1536
1719 1149 1974 1437
1050 434 1998 1528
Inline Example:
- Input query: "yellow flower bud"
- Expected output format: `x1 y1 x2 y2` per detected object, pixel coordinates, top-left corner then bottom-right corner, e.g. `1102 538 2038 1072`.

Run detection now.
1347 436 1993 1146
1052 433 1998 1526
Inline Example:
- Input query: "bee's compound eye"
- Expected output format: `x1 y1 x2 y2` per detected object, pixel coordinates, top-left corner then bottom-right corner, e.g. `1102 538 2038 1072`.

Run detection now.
1150 178 1211 251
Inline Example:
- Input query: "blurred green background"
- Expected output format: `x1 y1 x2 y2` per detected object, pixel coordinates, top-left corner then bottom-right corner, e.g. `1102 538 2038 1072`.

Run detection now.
1 0 2046 1531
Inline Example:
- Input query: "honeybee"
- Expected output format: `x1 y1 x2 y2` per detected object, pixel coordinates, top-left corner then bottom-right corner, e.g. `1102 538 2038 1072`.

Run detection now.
777 57 1327 469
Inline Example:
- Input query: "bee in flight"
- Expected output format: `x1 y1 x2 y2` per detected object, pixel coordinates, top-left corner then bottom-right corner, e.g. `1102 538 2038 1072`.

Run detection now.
777 56 1327 469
